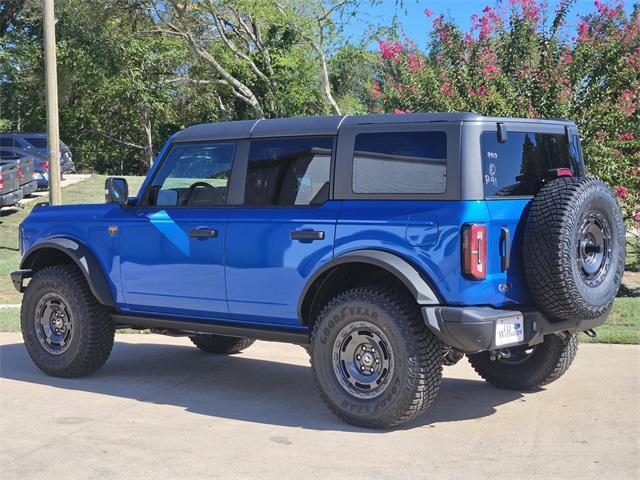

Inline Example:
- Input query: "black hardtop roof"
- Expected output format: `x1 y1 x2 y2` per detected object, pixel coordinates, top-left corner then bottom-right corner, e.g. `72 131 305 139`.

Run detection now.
172 112 575 142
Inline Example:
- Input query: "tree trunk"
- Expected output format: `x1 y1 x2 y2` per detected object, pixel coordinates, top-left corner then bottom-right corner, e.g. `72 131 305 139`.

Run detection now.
141 109 154 168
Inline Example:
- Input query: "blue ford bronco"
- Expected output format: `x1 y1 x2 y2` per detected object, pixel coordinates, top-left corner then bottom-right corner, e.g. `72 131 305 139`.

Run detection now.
12 113 626 428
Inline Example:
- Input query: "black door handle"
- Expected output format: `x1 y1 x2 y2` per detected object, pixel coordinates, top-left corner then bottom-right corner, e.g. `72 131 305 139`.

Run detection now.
189 228 218 238
500 226 511 271
291 230 325 241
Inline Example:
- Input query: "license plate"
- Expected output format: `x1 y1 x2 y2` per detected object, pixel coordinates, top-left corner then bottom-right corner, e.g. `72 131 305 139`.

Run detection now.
495 316 524 347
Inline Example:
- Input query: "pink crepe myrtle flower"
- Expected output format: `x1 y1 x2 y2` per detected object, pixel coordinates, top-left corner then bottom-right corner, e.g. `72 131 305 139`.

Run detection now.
379 39 403 60
424 8 433 17
618 133 636 141
614 186 628 198
634 211 640 223
617 90 638 117
564 53 573 63
393 108 410 114
595 0 623 20
483 64 498 77
578 21 589 40
407 52 424 73
440 81 453 97
509 0 540 23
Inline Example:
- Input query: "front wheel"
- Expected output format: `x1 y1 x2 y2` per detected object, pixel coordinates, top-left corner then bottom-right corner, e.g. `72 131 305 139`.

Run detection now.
21 265 115 378
467 334 579 391
310 286 443 429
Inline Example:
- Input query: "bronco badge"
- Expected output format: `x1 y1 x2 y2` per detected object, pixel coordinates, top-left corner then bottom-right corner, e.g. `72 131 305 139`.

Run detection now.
108 225 118 237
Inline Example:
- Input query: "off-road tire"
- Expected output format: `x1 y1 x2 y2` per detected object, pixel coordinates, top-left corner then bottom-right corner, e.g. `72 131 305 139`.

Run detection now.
21 265 114 378
467 333 579 391
523 177 625 321
310 286 443 429
190 335 255 354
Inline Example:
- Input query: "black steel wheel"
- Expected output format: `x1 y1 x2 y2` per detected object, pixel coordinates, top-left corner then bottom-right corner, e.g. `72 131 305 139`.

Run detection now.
332 321 394 399
310 286 443 429
21 265 114 378
34 292 74 355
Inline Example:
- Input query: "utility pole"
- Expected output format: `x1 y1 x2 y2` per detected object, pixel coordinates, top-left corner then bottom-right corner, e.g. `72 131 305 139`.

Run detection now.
42 0 62 205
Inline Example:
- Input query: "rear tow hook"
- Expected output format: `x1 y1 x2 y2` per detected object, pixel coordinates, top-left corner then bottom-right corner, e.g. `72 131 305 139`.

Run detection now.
489 349 512 361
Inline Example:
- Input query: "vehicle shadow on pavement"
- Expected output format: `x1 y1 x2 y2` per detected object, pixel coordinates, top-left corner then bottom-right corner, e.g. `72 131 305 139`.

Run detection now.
0 340 523 432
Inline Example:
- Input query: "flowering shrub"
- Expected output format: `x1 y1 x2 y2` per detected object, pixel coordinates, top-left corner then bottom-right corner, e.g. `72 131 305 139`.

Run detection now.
369 0 639 236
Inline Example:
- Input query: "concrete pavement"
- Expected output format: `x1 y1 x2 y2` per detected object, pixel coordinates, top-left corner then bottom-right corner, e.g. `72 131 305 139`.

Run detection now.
1 332 638 480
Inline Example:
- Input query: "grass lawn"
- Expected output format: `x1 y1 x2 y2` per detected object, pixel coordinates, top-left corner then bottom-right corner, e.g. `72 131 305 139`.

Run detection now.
0 175 144 304
0 174 638 344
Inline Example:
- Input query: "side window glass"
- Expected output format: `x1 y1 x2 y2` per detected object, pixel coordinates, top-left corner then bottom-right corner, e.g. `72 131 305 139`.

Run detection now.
245 137 333 206
148 143 236 207
352 131 447 194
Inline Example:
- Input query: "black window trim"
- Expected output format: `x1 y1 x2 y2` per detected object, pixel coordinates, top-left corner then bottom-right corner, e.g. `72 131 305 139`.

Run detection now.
137 139 241 209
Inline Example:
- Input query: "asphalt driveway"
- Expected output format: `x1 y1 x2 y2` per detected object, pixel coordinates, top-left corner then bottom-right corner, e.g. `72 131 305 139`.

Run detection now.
1 333 638 479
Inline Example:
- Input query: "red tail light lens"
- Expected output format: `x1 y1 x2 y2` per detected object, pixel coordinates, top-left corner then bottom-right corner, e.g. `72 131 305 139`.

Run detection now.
39 161 49 169
462 223 487 280
17 164 23 180
0 172 3 190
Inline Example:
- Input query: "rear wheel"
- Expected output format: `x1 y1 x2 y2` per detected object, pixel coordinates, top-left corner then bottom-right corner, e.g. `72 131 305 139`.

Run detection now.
190 335 255 354
467 334 579 391
310 286 443 429
21 265 115 378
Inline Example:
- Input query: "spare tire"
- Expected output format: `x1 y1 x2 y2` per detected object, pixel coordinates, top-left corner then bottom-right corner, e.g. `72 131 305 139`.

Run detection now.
523 177 625 321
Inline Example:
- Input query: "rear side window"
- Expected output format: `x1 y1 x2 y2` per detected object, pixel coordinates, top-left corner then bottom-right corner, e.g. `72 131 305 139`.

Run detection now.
245 137 333 206
352 131 447 194
482 131 581 197
0 138 15 147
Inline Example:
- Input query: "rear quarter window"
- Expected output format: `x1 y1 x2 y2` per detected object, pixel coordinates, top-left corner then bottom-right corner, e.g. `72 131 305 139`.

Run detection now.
352 131 447 194
481 131 581 197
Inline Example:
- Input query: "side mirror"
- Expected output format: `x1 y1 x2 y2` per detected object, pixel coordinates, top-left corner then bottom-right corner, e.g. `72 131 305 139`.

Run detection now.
105 177 128 205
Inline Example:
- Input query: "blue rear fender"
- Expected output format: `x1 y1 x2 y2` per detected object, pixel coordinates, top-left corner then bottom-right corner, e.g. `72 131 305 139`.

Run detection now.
334 199 529 308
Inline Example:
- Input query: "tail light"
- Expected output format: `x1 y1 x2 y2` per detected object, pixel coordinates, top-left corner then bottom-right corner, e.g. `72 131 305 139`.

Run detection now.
17 164 23 181
0 172 3 190
39 161 49 169
549 168 573 178
462 223 487 280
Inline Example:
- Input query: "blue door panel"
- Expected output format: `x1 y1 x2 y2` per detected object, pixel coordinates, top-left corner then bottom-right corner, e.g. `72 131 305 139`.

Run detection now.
225 202 340 326
119 207 229 318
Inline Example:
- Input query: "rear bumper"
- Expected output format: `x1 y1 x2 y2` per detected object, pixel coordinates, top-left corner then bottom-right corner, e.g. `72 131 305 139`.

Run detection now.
0 188 23 206
422 306 606 353
20 180 38 196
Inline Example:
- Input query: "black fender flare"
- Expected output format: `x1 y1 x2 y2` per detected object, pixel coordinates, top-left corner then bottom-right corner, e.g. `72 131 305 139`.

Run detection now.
298 249 440 320
20 237 116 308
